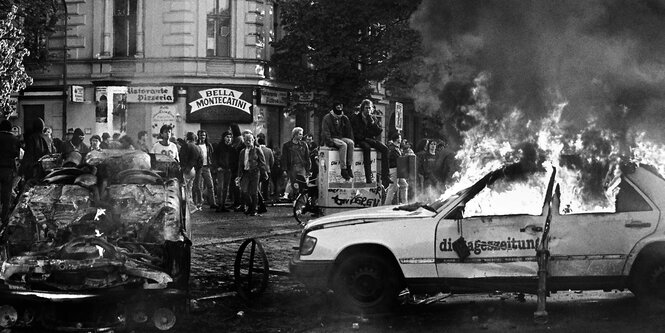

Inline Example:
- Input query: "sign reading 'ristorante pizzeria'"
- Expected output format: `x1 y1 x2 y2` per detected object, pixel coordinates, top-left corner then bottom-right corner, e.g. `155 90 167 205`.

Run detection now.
186 86 254 123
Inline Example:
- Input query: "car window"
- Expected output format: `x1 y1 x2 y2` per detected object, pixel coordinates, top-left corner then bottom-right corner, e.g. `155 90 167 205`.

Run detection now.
464 172 549 217
560 177 651 214
615 179 652 212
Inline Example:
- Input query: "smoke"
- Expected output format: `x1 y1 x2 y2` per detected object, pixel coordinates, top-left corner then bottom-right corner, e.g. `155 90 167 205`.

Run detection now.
410 0 665 144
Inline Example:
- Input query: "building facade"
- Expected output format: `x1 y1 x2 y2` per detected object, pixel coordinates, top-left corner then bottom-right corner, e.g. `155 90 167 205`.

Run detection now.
16 0 291 148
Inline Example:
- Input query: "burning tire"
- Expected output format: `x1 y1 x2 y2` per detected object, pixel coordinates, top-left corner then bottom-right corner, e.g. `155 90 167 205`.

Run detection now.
331 252 401 314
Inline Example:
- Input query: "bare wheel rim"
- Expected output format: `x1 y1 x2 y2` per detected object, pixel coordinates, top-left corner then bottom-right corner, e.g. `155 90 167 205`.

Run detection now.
345 262 386 304
234 238 269 300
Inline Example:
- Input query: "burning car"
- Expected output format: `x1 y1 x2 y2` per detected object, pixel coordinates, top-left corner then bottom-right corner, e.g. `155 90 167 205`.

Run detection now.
290 161 665 313
0 150 190 331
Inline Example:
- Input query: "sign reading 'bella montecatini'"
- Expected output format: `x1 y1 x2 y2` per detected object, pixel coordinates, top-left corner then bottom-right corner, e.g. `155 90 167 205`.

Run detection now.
186 86 254 123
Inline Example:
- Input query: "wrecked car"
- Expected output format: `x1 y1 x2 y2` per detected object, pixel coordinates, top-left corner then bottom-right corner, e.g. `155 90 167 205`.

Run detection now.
0 150 190 331
290 162 665 313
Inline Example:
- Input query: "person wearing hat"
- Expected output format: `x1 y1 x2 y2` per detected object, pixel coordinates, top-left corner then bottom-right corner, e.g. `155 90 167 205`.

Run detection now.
62 128 90 155
321 101 355 180
0 119 20 223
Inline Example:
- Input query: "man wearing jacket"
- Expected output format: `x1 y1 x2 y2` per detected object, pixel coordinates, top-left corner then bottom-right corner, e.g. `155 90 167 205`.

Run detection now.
214 131 236 212
281 127 310 192
179 132 203 211
349 99 390 184
194 129 217 210
237 133 268 216
321 102 354 180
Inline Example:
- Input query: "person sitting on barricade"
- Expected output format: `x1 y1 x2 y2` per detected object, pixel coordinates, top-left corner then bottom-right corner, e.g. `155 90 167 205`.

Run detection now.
349 99 389 184
321 101 354 180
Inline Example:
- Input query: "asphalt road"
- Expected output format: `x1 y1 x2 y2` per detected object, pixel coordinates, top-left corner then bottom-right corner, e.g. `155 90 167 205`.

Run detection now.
164 206 665 333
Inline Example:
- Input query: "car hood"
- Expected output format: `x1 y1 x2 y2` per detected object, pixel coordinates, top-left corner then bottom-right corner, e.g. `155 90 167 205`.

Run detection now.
307 205 435 228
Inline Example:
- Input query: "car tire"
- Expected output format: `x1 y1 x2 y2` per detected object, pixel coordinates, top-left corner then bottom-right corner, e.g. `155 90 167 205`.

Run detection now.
331 252 400 314
630 255 665 307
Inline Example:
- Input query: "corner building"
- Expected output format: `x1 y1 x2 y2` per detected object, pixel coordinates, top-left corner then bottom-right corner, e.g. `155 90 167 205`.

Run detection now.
19 0 291 148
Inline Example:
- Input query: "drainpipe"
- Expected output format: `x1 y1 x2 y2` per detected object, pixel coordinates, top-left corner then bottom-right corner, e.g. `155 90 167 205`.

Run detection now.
60 0 68 135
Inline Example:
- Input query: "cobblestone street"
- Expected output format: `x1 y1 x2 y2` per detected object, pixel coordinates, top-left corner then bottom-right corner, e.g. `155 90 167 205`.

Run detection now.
188 204 303 295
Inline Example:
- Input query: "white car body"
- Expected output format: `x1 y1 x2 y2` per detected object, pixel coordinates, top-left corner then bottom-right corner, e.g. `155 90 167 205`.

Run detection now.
289 164 665 312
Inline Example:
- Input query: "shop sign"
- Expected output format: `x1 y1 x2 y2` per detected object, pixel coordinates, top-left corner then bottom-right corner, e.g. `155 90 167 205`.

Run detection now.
395 101 403 131
259 88 288 106
292 91 314 106
70 86 85 103
126 86 174 103
186 86 254 123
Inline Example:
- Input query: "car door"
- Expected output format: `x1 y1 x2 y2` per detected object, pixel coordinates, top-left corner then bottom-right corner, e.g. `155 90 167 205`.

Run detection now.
548 175 658 278
435 169 555 280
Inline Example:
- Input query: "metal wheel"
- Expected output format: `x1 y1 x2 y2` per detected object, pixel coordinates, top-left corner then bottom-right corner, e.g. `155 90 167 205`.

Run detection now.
293 193 314 225
234 238 269 300
332 252 401 314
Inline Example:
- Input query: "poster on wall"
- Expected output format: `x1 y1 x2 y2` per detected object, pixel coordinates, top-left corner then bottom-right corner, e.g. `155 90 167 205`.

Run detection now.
151 105 177 140
95 86 128 136
95 87 108 123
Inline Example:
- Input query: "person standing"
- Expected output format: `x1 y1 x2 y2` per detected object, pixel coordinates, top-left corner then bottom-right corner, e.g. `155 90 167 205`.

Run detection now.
417 140 439 191
194 129 217 210
237 133 267 216
42 126 57 154
137 130 150 153
257 135 274 202
321 102 354 180
100 132 111 149
22 118 52 181
62 128 90 156
384 132 408 205
179 132 202 211
214 131 236 212
151 125 179 162
89 135 102 151
349 99 390 184
0 120 20 224
281 127 310 194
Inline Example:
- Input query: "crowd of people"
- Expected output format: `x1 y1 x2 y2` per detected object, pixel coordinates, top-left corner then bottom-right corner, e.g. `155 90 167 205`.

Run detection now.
0 100 456 222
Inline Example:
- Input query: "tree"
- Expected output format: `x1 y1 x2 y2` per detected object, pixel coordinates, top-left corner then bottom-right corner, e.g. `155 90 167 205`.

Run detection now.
271 0 422 114
0 0 61 71
0 5 32 118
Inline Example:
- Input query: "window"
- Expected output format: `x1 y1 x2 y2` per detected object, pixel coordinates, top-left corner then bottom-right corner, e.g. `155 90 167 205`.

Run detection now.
113 0 137 57
207 0 231 57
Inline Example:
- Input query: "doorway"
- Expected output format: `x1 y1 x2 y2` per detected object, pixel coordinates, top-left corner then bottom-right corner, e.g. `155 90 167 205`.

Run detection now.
22 104 45 137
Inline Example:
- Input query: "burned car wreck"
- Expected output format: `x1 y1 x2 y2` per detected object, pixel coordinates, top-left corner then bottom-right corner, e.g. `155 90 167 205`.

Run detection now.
0 150 190 331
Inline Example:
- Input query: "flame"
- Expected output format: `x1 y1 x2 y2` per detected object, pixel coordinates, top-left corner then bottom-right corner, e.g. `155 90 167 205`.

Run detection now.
422 74 638 216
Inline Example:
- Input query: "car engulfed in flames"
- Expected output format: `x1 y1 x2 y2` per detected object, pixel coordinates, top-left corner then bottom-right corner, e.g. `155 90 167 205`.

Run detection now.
0 150 190 331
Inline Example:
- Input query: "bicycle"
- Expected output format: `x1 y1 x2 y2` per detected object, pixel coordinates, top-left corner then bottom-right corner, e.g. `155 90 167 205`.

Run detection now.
292 175 320 225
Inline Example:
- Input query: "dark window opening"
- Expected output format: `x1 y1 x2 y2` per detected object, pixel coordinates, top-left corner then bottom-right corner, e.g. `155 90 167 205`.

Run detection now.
113 0 137 57
207 0 231 57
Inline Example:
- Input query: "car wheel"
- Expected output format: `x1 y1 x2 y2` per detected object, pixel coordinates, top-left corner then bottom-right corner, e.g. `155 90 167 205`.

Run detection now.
332 252 400 314
631 256 665 306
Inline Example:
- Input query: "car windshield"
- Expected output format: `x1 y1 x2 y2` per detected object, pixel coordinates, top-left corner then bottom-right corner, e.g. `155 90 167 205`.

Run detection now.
428 164 552 215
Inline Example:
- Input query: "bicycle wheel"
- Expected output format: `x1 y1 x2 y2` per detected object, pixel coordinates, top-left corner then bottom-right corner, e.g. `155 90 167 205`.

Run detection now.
293 193 312 225
234 238 269 300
